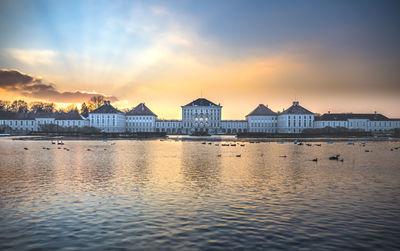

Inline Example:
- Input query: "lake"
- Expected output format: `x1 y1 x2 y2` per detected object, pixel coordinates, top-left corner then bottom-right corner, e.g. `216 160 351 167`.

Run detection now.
0 137 399 250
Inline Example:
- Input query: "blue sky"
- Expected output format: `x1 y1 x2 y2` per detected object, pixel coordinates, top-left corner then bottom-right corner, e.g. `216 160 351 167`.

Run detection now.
1 0 399 118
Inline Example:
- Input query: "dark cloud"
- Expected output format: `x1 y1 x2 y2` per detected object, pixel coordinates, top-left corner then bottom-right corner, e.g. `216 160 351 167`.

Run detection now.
0 69 118 103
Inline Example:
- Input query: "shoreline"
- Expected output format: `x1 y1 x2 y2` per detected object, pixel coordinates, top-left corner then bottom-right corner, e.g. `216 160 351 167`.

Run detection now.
6 134 399 142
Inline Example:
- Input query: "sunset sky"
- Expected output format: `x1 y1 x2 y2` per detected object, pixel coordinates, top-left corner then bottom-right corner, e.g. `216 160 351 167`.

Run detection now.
0 0 399 119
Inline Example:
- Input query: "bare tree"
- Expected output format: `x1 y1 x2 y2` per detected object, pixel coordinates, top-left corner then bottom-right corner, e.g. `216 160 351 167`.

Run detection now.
29 102 56 113
10 100 28 113
89 95 105 106
0 100 11 112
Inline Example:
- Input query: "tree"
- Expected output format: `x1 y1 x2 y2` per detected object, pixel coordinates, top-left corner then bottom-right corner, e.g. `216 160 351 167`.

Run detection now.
43 103 56 113
65 104 78 112
0 100 11 112
88 95 106 112
10 100 28 113
29 102 56 113
89 95 105 106
29 102 44 113
80 102 89 117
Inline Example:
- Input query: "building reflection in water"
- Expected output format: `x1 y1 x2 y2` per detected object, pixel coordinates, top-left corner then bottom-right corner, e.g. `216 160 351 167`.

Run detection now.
180 142 222 193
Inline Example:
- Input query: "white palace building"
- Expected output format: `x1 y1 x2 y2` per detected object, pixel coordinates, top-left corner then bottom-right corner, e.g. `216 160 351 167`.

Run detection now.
1 98 400 134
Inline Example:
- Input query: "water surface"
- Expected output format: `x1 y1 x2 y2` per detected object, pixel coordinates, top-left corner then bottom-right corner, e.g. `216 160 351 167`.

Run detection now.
1 138 399 250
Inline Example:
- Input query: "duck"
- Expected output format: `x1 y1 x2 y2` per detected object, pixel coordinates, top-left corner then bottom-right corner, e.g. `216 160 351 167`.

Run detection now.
235 154 241 157
312 158 318 162
24 147 28 150
329 154 340 160
279 155 287 158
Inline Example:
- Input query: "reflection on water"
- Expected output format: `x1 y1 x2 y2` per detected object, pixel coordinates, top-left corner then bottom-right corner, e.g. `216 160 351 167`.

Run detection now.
1 138 400 250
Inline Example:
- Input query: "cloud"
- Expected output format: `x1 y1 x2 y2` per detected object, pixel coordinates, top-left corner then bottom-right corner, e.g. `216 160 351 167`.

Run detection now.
7 49 57 65
0 69 118 103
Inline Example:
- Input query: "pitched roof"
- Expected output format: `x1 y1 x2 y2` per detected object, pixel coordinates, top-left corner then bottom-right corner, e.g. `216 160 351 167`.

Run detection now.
35 112 56 118
90 101 122 114
55 111 85 120
0 111 35 120
315 113 390 121
126 103 156 116
281 101 313 115
247 104 276 116
183 98 220 107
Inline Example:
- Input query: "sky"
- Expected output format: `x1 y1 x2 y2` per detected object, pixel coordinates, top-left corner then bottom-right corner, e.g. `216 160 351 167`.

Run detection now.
0 0 399 119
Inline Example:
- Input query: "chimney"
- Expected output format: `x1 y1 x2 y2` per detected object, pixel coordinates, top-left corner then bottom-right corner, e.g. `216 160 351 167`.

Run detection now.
374 111 377 114
328 111 330 114
104 101 108 106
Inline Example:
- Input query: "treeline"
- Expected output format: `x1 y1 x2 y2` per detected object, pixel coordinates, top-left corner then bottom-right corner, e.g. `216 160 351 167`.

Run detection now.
0 95 109 117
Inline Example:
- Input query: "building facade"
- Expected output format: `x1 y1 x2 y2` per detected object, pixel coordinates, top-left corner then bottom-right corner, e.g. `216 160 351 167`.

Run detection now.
246 104 277 133
89 101 125 133
181 98 222 135
277 101 314 133
0 111 88 132
314 112 400 132
126 103 157 132
2 98 400 134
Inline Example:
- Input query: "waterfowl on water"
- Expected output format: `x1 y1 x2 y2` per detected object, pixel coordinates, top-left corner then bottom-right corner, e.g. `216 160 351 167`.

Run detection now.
236 154 241 157
279 155 287 158
312 158 318 162
24 147 28 150
329 154 340 160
